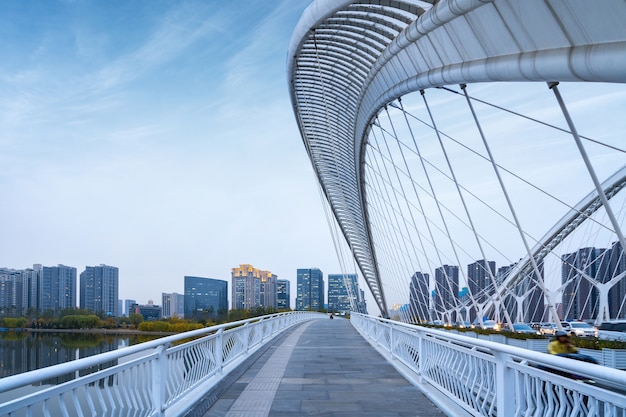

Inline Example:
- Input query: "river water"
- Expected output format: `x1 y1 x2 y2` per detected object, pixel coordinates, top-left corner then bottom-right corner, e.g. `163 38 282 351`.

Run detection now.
0 331 163 379
0 330 163 409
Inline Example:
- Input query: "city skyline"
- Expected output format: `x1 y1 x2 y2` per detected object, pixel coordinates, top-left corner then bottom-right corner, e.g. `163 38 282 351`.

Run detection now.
2 262 365 315
0 1 357 313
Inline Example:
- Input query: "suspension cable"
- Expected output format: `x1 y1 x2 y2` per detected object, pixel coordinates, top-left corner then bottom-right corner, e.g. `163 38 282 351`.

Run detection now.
439 86 626 155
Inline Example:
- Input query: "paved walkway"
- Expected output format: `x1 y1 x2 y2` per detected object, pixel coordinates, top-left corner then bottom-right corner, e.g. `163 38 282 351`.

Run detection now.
194 318 445 417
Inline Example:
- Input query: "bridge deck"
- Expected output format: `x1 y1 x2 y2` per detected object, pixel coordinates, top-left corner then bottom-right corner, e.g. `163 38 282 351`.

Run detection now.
188 318 444 417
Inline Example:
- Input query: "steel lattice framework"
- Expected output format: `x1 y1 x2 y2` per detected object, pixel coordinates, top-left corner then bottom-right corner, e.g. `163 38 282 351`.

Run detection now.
287 0 626 316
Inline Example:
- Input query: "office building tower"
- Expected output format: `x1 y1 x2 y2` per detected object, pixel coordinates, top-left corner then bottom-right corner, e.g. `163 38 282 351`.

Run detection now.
162 292 185 318
124 299 137 316
79 265 119 316
131 300 162 321
562 247 602 320
117 299 123 317
276 279 290 310
40 265 77 312
184 276 228 319
409 272 429 323
358 288 367 314
467 260 496 304
231 264 276 310
328 273 358 314
434 265 459 322
296 268 324 311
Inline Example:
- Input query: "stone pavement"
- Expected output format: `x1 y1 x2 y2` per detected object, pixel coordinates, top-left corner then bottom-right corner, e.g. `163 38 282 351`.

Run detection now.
193 318 445 417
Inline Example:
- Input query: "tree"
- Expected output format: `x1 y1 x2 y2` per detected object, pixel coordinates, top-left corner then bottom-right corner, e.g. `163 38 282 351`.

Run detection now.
129 313 144 328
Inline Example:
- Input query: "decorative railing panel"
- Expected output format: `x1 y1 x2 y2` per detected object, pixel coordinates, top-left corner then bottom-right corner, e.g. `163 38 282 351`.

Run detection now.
0 312 323 417
351 313 626 417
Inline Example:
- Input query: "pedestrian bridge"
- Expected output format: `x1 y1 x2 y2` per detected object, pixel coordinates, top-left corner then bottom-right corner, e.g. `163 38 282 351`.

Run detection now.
3 1 626 415
1 312 624 417
288 0 626 329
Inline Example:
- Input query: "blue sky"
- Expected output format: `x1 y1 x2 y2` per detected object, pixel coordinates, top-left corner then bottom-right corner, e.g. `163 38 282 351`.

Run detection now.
2 1 625 315
0 0 348 308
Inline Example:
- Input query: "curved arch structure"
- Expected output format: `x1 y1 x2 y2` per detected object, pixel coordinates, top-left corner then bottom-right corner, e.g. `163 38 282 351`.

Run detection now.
287 0 626 316
502 165 626 292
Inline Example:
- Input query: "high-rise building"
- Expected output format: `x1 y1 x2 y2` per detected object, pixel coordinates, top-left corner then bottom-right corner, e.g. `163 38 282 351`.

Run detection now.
327 273 358 314
231 264 276 310
562 247 602 320
276 279 290 310
602 242 626 318
41 265 77 312
184 276 228 318
524 261 546 323
496 264 515 285
434 265 459 321
259 270 277 309
296 268 324 311
599 241 626 318
0 268 20 314
162 292 185 318
79 265 119 316
23 266 40 313
500 262 546 323
409 272 429 323
358 288 367 314
124 299 137 316
467 260 496 304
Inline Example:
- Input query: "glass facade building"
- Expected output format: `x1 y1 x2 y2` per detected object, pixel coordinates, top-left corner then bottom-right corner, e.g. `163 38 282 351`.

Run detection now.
184 276 228 319
276 279 290 310
296 268 324 311
327 274 357 314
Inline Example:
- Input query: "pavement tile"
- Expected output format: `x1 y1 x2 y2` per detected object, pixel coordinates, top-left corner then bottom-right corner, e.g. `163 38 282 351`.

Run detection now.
199 319 445 417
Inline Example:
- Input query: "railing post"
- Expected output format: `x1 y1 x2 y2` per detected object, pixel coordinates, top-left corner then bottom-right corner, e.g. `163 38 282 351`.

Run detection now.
216 328 224 374
493 351 515 417
389 323 394 359
243 323 250 354
417 330 424 383
151 343 168 417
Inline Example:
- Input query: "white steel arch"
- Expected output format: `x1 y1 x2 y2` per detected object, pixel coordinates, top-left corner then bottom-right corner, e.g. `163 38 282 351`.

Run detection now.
287 0 626 317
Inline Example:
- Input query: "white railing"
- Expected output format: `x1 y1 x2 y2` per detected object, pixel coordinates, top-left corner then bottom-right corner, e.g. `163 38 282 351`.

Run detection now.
351 313 626 417
0 311 324 417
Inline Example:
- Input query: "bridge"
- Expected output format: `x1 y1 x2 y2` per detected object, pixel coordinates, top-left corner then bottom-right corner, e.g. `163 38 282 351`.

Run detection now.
2 0 626 416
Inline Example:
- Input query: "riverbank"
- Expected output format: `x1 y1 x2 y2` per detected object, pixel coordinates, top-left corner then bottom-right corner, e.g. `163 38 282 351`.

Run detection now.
16 328 177 336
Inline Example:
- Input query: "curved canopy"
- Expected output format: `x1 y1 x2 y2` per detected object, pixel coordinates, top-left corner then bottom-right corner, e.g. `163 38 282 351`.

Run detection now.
287 0 626 316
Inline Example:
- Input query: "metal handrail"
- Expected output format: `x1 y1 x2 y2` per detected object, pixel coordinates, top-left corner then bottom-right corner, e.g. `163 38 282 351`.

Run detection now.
0 311 325 417
351 313 626 417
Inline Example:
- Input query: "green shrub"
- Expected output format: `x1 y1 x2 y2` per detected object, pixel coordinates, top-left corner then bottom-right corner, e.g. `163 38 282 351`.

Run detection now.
2 317 27 328
570 336 626 350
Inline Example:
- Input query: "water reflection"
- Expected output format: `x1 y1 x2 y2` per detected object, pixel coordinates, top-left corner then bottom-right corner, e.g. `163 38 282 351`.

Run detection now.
0 331 161 384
